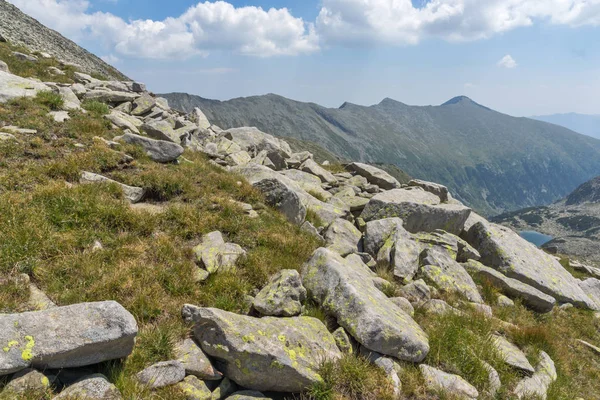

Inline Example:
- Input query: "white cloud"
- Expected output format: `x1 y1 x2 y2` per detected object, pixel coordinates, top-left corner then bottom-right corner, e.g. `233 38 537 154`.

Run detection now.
100 54 120 64
498 54 518 68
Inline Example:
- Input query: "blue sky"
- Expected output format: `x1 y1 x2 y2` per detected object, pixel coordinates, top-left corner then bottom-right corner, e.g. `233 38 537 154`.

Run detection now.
8 0 600 116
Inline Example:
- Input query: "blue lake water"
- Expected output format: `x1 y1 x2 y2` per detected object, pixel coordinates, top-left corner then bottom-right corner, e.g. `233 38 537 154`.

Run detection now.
520 231 553 247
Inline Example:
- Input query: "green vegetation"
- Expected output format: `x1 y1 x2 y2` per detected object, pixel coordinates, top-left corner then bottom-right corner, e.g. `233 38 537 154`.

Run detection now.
0 42 77 83
34 91 64 111
81 100 110 116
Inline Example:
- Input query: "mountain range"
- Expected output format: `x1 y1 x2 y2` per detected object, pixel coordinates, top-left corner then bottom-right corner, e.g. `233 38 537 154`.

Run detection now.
162 92 600 216
531 113 600 140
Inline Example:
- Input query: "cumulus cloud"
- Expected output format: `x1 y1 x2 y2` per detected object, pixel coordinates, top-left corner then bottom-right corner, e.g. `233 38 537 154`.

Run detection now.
498 54 517 68
100 53 121 64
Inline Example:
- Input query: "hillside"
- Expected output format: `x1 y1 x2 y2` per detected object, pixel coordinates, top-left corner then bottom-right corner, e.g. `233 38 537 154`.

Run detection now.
162 92 600 216
493 176 600 264
0 0 126 80
532 113 600 140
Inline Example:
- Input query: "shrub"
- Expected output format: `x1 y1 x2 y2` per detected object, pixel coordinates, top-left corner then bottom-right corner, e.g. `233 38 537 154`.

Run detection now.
35 90 64 110
82 100 110 116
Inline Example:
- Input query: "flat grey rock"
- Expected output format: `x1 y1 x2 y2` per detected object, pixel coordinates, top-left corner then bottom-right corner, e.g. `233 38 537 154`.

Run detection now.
116 132 183 163
324 218 362 256
53 373 122 399
408 179 449 202
136 360 185 389
84 90 138 103
420 364 479 399
80 171 145 203
514 351 557 399
253 269 306 317
492 334 535 374
175 338 221 380
0 71 48 103
347 163 401 190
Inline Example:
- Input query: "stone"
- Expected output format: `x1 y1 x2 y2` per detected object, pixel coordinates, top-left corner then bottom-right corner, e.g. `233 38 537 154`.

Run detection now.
186 306 342 392
408 179 449 202
193 231 246 273
0 71 48 103
420 365 479 399
253 269 306 317
463 260 556 313
492 334 535 374
105 111 141 134
389 297 415 316
225 151 252 166
302 248 429 362
301 159 337 184
131 93 156 116
224 127 291 157
4 368 53 394
466 222 596 309
142 120 180 143
578 278 600 309
114 101 132 113
421 299 460 315
0 60 9 73
413 230 480 262
53 374 122 399
175 339 222 380
286 151 313 168
363 218 404 256
57 87 81 111
280 169 332 201
116 132 183 163
398 279 431 307
251 178 307 225
136 360 185 389
497 295 515 307
347 163 401 190
28 281 56 311
324 218 362 256
187 107 211 130
226 391 271 400
577 339 600 355
361 189 472 235
482 361 501 397
0 301 137 376
1 126 37 134
73 72 98 84
13 52 37 62
0 132 17 141
83 90 139 103
359 348 402 396
47 66 65 76
332 327 353 354
48 111 70 123
176 375 212 400
71 83 87 97
420 247 483 303
80 171 145 203
212 376 237 400
514 351 557 399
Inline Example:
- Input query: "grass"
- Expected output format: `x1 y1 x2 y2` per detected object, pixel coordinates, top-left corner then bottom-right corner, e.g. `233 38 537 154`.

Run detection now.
81 100 110 116
0 96 321 399
0 42 77 83
34 91 64 111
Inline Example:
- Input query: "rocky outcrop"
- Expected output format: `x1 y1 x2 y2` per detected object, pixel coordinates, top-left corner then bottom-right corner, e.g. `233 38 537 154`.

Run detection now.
253 269 307 317
347 163 401 190
116 132 183 163
0 71 48 103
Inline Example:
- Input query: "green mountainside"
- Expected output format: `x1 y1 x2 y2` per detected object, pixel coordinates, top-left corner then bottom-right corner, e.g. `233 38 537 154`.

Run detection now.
162 92 600 216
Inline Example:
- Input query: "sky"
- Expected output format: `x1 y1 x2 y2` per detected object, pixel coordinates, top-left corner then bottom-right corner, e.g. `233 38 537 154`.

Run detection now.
7 0 600 116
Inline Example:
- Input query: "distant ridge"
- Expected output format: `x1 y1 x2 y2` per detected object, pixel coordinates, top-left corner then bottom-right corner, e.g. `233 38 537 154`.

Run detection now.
531 113 600 140
162 91 600 215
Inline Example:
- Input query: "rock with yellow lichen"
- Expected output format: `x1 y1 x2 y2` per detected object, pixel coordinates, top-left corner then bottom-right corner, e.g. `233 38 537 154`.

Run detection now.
52 373 122 399
176 375 212 400
3 368 54 395
184 306 341 392
253 269 307 317
136 360 185 389
0 301 137 376
175 338 222 380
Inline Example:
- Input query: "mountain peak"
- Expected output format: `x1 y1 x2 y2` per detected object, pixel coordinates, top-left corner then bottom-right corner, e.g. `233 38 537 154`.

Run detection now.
442 96 492 111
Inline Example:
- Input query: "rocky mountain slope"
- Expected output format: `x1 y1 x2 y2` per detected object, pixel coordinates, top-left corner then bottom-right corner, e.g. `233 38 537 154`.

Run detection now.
532 113 600 140
493 176 600 264
0 0 126 81
162 92 600 216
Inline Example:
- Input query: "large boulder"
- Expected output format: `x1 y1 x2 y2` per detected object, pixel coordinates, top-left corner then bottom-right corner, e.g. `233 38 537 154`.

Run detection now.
301 248 429 362
186 307 342 392
253 178 306 225
420 247 483 303
280 170 332 201
193 231 246 274
467 222 598 309
463 260 556 313
324 218 362 256
175 339 222 380
80 171 145 203
136 360 185 389
115 132 183 163
224 127 291 157
361 189 471 235
105 111 141 134
142 120 179 143
0 301 137 376
300 159 337 184
579 278 600 309
83 90 139 103
0 71 48 103
347 163 401 190
130 93 156 116
408 179 449 202
58 86 81 110
188 107 211 130
253 269 307 317
492 334 535 374
413 230 480 262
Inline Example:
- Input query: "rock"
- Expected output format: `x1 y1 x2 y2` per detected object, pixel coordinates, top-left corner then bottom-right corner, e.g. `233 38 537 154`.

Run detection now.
0 132 17 141
514 351 557 399
286 151 313 168
332 327 353 354
466 222 596 309
253 270 306 317
408 179 449 202
389 297 415 316
48 66 65 76
142 120 180 143
73 72 98 84
193 231 246 273
420 247 483 303
420 365 479 399
280 170 332 201
492 334 535 374
347 163 401 190
224 127 291 157
0 301 137 376
497 295 515 307
301 159 337 184
323 218 362 256
187 107 211 130
361 189 471 235
129 82 146 93
578 278 600 309
0 60 9 73
421 299 460 315
27 280 56 311
176 375 212 400
482 361 501 397
116 132 183 163
462 260 556 313
48 111 70 123
80 171 145 203
225 151 252 166
105 111 141 134
577 339 600 355
59 86 81 110
4 368 53 394
212 377 237 400
253 178 307 225
155 97 170 110
413 230 480 262
175 339 221 380
13 51 37 62
186 306 342 392
398 279 431 307
1 126 37 134
130 93 156 116
226 391 271 400
136 360 185 389
53 374 121 399
302 248 429 362
0 71 48 103
363 218 403 256
84 90 139 103
359 348 402 396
